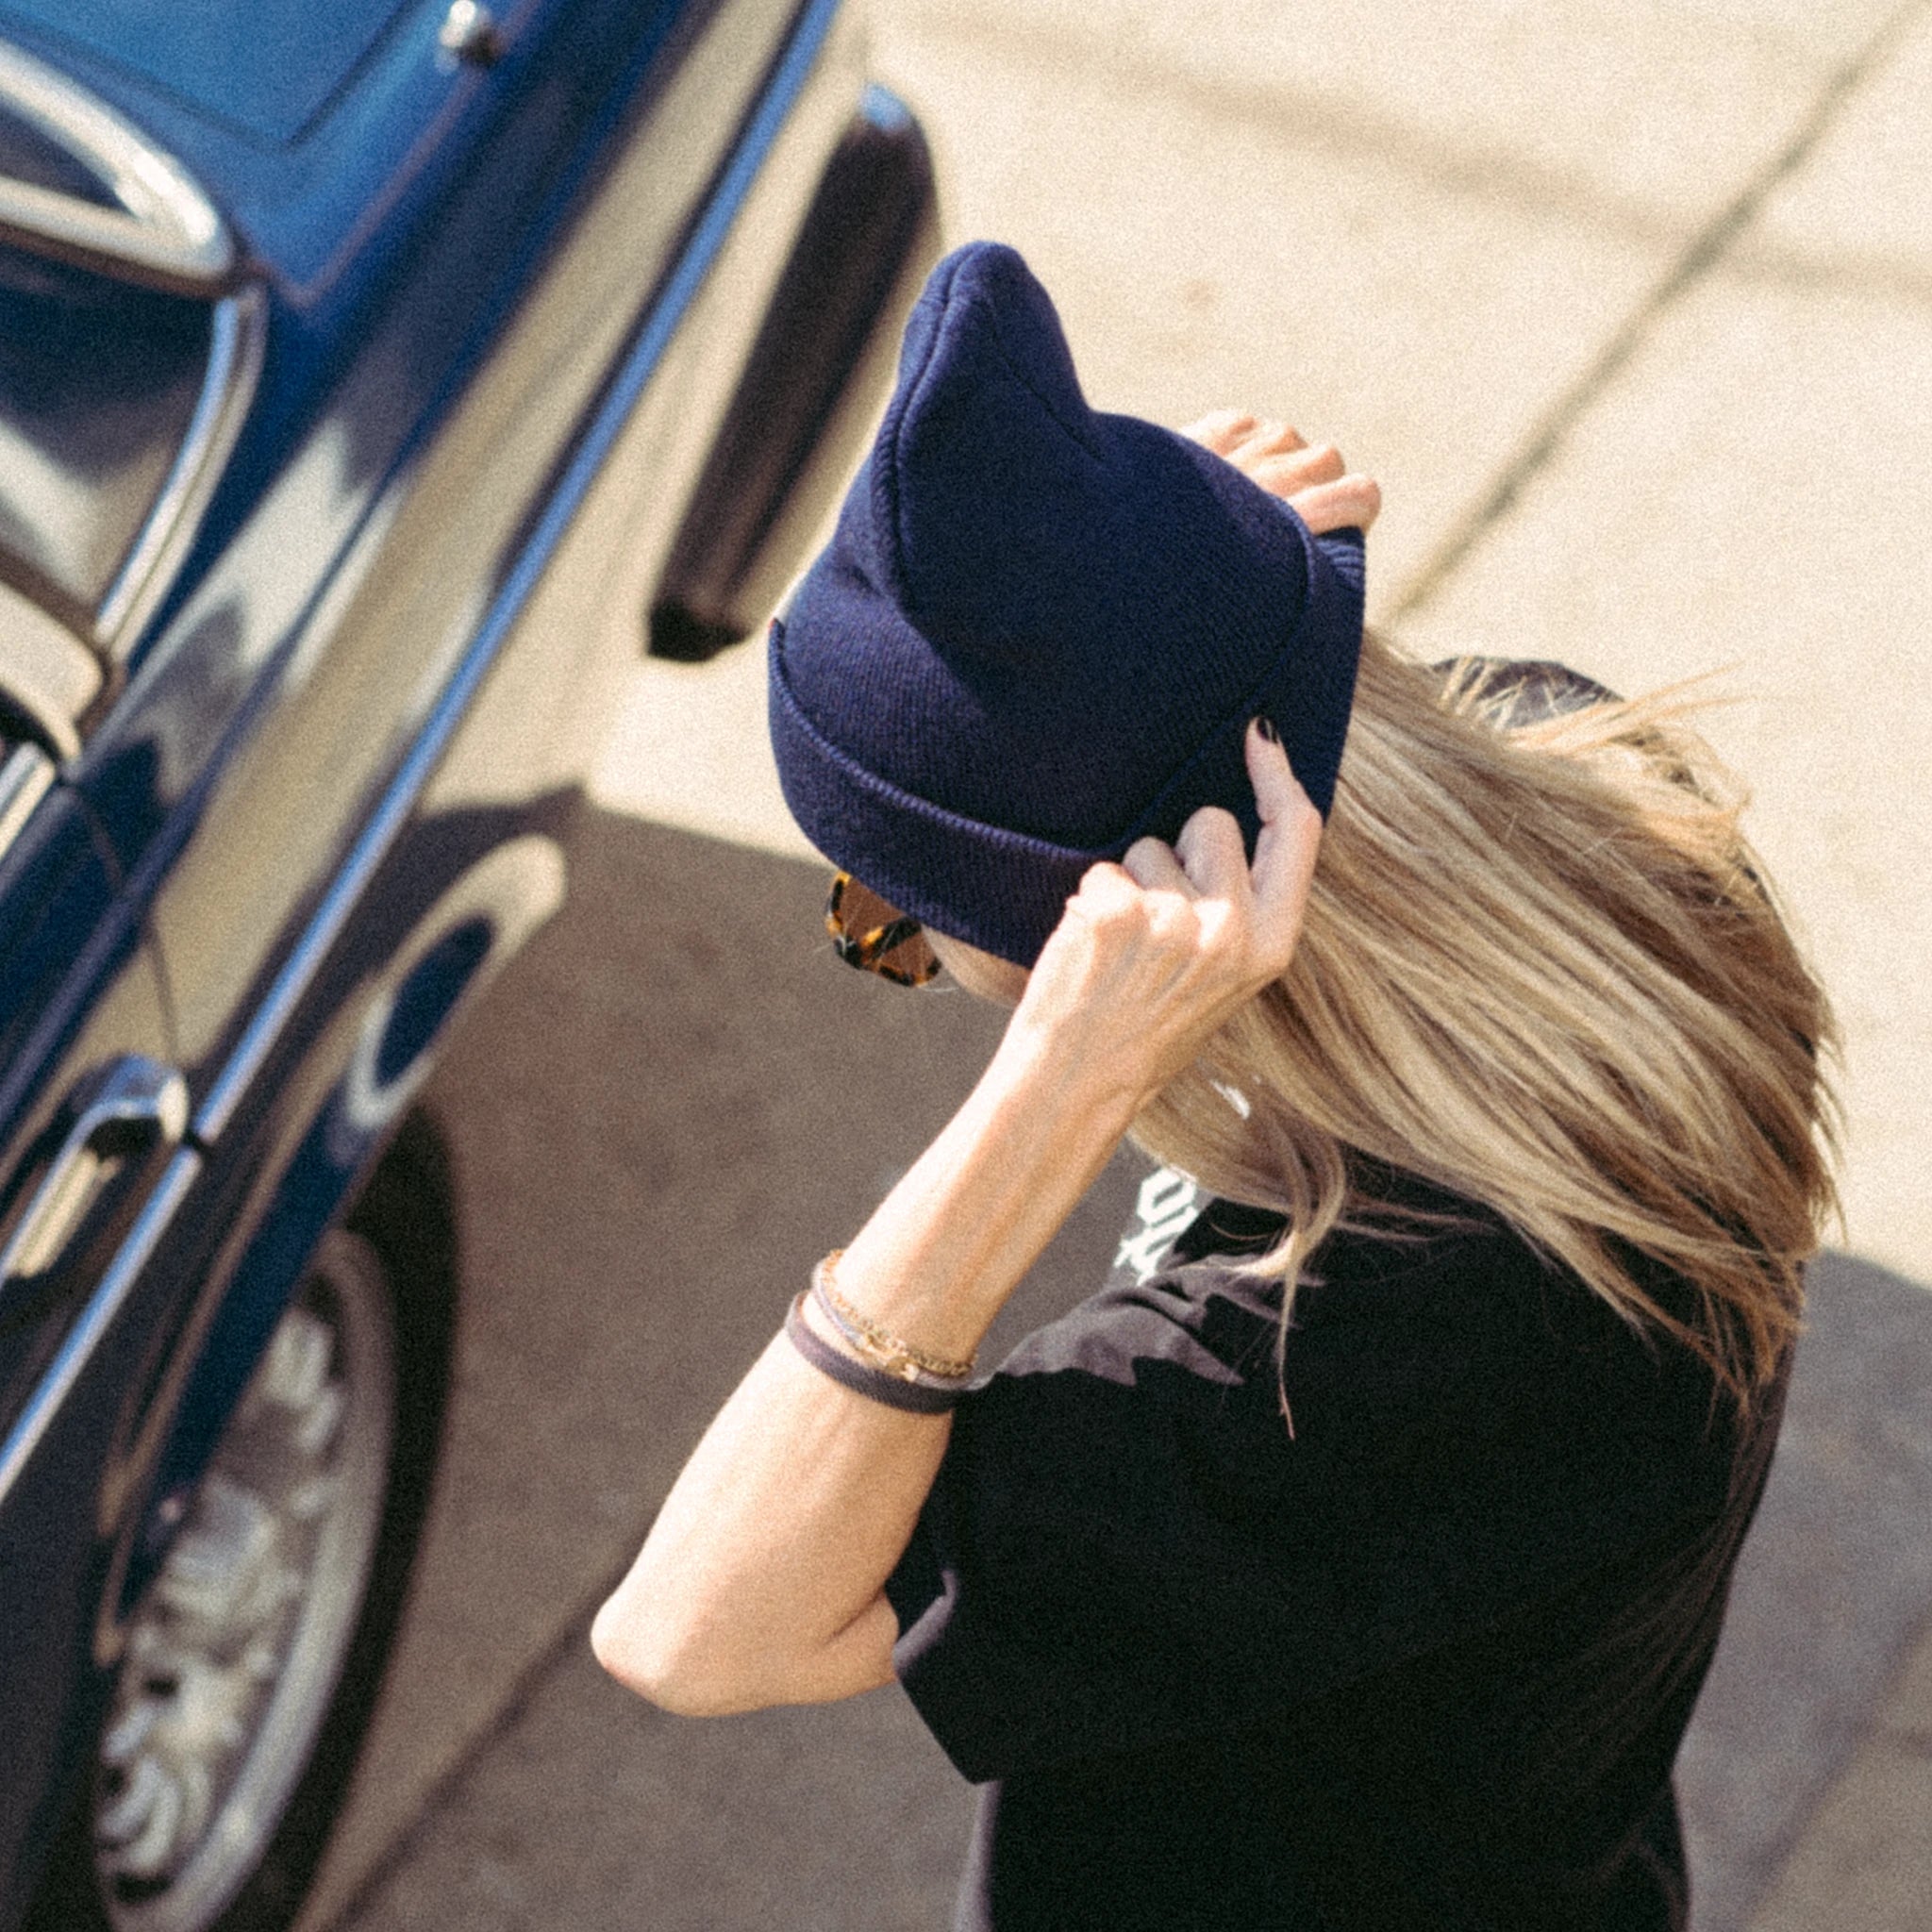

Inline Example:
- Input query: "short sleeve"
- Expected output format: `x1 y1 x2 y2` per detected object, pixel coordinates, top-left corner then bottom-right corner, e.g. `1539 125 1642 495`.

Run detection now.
883 1217 1731 1784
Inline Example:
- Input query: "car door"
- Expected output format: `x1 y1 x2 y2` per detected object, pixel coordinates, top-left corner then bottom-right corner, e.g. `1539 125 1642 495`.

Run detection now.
0 2 741 1909
0 774 189 1924
47 0 871 1577
67 0 829 1104
0 0 916 1916
0 46 235 1920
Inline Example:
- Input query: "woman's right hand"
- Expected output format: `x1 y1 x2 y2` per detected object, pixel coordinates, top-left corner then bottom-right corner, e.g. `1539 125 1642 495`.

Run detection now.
1183 410 1381 537
996 720 1323 1113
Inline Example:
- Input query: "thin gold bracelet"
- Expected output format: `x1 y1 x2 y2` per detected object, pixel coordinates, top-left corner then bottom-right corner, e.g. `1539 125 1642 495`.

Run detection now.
811 1249 977 1383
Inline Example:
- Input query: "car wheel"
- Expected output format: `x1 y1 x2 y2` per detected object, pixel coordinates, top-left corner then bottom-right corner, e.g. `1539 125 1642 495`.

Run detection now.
28 1219 445 1932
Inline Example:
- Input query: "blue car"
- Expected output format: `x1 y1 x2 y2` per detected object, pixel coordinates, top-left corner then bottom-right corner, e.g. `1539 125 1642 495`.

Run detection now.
0 2 935 1925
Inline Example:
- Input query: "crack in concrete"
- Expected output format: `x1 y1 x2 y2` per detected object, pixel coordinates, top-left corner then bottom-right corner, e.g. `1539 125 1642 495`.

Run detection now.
891 5 1932 310
1387 0 1930 624
311 1561 635 1932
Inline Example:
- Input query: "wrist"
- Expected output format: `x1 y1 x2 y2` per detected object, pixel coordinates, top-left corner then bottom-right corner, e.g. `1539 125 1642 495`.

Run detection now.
832 1034 1141 1357
986 1003 1159 1136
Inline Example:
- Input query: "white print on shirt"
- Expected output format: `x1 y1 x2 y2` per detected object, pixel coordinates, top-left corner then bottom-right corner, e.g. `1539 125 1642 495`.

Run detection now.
1114 1167 1204 1285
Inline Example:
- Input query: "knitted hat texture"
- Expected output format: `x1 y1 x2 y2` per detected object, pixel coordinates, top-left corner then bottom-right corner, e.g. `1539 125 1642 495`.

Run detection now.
768 242 1365 967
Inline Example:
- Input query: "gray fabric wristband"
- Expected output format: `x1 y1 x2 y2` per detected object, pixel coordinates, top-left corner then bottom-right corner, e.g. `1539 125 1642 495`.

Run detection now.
782 1293 965 1415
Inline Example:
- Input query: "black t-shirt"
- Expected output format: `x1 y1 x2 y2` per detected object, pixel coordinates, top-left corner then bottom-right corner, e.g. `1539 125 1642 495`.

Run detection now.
884 1163 1785 1931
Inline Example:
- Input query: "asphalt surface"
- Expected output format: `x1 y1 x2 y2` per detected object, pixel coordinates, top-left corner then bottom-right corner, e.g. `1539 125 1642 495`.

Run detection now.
298 2 1932 1926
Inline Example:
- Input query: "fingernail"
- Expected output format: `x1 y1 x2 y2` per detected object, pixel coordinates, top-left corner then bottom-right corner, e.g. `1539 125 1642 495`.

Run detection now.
1251 714 1281 745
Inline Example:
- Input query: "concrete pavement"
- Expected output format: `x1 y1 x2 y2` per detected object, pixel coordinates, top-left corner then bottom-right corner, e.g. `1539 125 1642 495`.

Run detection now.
307 3 1932 1927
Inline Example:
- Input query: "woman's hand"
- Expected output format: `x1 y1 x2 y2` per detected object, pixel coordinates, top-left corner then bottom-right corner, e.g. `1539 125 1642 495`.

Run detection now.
999 720 1323 1108
1183 410 1381 536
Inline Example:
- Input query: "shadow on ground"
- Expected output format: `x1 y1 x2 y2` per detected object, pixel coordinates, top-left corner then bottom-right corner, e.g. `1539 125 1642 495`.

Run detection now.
1681 1248 1932 1932
301 807 1932 1932
300 808 1139 1932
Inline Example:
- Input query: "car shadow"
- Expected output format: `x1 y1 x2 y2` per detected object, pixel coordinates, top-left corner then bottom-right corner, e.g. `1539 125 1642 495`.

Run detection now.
298 807 1139 1931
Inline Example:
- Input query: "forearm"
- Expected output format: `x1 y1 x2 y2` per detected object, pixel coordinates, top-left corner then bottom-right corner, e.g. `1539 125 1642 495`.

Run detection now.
591 1331 948 1714
835 1024 1144 1360
591 1032 1139 1714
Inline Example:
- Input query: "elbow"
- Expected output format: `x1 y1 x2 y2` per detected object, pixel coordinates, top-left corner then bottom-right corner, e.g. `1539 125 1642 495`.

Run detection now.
589 1590 750 1717
587 1592 661 1703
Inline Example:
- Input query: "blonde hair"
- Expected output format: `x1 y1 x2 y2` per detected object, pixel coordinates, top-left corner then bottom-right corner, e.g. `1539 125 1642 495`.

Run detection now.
1135 633 1840 1415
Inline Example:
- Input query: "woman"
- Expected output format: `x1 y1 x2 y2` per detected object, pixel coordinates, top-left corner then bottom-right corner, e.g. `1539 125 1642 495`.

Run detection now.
591 243 1837 1930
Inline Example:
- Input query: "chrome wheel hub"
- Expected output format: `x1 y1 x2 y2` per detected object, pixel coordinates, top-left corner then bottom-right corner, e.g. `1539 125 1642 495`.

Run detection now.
92 1232 395 1932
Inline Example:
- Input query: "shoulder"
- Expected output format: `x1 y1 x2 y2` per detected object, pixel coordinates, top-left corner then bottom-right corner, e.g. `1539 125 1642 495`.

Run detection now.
1026 1159 1725 1478
890 1164 1746 1770
991 1162 1555 1428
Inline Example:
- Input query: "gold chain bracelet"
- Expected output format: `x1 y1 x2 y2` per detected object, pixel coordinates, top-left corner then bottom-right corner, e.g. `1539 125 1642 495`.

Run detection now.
810 1249 977 1383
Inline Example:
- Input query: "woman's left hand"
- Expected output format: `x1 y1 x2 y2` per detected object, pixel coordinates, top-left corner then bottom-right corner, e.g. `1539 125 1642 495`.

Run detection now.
1182 410 1382 536
1001 719 1323 1107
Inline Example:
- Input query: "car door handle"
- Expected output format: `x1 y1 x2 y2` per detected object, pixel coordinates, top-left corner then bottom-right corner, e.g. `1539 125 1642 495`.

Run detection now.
0 1056 190 1308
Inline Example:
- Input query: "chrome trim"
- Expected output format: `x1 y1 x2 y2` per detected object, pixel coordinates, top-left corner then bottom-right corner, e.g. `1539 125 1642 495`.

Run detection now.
190 0 847 1146
438 0 504 68
0 741 55 852
0 584 101 757
96 285 269 657
0 1055 188 1300
0 39 235 292
0 1146 201 1506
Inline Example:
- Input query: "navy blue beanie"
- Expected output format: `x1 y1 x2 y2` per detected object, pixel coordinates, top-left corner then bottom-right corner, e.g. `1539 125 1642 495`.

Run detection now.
768 241 1365 968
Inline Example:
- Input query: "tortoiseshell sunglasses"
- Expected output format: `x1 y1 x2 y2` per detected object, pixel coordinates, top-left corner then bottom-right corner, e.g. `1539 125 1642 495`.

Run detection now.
824 872 942 987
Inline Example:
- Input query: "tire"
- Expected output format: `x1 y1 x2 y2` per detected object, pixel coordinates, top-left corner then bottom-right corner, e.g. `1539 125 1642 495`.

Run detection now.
27 1178 452 1932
